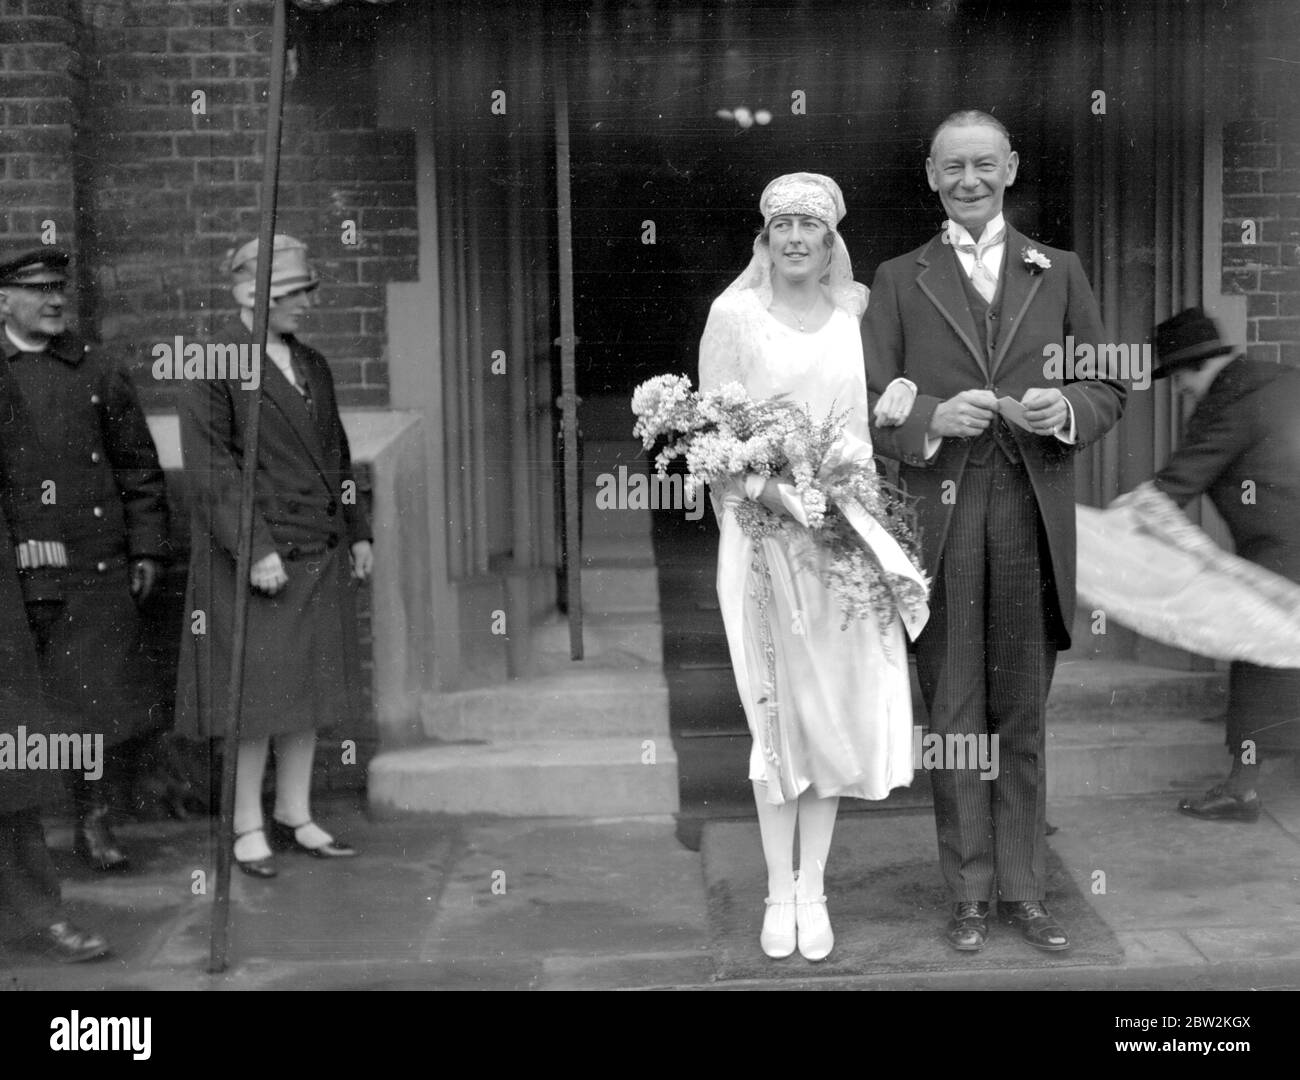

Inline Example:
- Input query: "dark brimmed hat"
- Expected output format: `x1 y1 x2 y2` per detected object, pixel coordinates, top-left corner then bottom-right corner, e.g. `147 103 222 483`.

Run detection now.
0 245 70 287
1152 307 1235 379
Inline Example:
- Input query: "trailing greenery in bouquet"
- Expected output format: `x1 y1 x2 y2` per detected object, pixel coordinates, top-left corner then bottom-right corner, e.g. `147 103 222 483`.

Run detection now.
631 373 929 631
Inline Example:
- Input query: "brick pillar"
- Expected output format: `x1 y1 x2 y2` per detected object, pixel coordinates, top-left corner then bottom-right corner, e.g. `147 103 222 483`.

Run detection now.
1221 2 1300 368
0 0 81 258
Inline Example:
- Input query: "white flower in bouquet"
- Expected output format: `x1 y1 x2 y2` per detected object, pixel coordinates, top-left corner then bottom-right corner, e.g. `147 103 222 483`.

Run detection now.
631 374 700 450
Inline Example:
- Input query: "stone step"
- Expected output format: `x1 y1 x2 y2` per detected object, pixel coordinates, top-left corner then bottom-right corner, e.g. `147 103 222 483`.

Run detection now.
1045 709 1230 799
420 669 669 741
1047 659 1227 721
581 536 657 563
580 564 659 614
368 739 681 817
530 611 663 670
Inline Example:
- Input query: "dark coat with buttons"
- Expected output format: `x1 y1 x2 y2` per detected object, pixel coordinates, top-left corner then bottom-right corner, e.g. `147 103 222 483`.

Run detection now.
862 229 1127 647
0 499 61 813
0 329 170 745
174 321 371 740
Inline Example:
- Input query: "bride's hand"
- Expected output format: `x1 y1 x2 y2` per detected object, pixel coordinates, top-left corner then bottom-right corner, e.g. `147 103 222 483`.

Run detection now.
873 379 917 428
755 477 792 517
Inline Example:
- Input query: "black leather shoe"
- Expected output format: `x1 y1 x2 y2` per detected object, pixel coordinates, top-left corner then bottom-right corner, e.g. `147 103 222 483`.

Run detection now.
1000 900 1070 951
75 808 130 872
1178 783 1261 822
269 818 357 858
234 829 277 879
946 901 989 951
28 921 111 963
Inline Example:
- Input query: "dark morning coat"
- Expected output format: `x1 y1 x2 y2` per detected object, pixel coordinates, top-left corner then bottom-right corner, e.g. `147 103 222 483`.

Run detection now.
174 321 371 740
0 330 170 744
862 228 1127 647
1154 357 1300 750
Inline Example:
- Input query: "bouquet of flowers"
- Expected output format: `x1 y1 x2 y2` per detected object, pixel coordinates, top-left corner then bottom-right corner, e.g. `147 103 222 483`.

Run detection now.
631 373 928 632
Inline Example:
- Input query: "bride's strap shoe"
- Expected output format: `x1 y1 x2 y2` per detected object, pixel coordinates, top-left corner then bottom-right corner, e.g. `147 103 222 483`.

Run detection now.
269 818 358 858
795 878 834 961
760 896 797 958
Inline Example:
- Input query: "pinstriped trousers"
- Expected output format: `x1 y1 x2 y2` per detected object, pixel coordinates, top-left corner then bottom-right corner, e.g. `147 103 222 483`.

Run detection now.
915 452 1057 903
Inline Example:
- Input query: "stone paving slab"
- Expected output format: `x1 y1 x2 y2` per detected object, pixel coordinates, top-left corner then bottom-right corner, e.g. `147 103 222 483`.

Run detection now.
423 817 711 976
5 790 1300 990
1046 792 1300 937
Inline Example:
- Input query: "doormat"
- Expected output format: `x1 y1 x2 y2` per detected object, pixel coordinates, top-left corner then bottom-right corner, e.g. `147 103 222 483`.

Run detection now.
702 810 1123 980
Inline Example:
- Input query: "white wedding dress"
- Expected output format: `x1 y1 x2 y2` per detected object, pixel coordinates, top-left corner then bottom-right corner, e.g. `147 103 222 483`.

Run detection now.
699 287 916 805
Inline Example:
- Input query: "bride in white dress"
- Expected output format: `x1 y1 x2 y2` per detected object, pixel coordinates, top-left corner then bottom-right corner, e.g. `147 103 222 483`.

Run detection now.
699 173 922 961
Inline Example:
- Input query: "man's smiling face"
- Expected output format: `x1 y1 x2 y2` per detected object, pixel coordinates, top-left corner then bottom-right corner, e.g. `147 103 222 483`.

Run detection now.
926 122 1018 238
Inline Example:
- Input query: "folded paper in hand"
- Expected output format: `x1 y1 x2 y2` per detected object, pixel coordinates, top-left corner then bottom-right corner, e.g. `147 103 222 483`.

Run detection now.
995 396 1035 432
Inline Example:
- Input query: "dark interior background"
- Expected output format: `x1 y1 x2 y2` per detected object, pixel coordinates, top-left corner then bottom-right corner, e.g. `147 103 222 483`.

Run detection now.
564 0 1080 400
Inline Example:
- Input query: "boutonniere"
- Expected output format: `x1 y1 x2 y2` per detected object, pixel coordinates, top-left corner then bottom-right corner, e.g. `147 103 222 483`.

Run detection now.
1021 246 1052 272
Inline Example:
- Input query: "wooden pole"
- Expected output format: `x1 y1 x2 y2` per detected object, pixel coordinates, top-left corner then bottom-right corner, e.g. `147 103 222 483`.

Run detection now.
209 0 289 975
554 69 583 660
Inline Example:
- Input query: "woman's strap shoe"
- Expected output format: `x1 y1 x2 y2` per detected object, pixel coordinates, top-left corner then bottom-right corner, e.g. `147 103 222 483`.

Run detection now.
1178 783 1261 822
795 895 834 961
269 818 357 858
760 897 797 958
233 828 277 879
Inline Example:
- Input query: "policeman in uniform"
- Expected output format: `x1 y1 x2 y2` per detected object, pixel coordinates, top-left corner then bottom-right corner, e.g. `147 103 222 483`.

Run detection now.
0 245 170 872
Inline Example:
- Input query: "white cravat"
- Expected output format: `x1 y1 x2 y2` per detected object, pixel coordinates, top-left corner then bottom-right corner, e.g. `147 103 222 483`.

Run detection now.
4 324 47 353
946 214 1006 304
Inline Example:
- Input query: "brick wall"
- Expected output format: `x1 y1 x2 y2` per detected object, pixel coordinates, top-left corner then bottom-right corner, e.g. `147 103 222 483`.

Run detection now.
1220 1 1300 368
0 0 81 289
76 0 418 406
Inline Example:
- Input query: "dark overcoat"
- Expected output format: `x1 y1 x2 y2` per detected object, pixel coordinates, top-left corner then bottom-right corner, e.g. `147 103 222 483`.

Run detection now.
862 229 1128 648
1154 357 1300 751
0 331 170 745
0 502 61 814
174 321 371 740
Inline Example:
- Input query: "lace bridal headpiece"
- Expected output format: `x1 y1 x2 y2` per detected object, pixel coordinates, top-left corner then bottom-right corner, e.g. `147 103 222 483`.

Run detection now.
721 171 867 319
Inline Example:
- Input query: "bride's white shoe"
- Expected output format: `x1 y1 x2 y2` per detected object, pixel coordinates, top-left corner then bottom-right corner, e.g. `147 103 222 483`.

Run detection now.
795 877 834 961
760 896 797 958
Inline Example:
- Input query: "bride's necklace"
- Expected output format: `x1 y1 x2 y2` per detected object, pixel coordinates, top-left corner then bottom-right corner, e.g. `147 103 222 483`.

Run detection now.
770 293 825 332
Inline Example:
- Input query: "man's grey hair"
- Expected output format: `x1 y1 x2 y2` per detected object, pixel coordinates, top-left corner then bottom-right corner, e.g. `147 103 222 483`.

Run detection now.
928 110 1013 159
